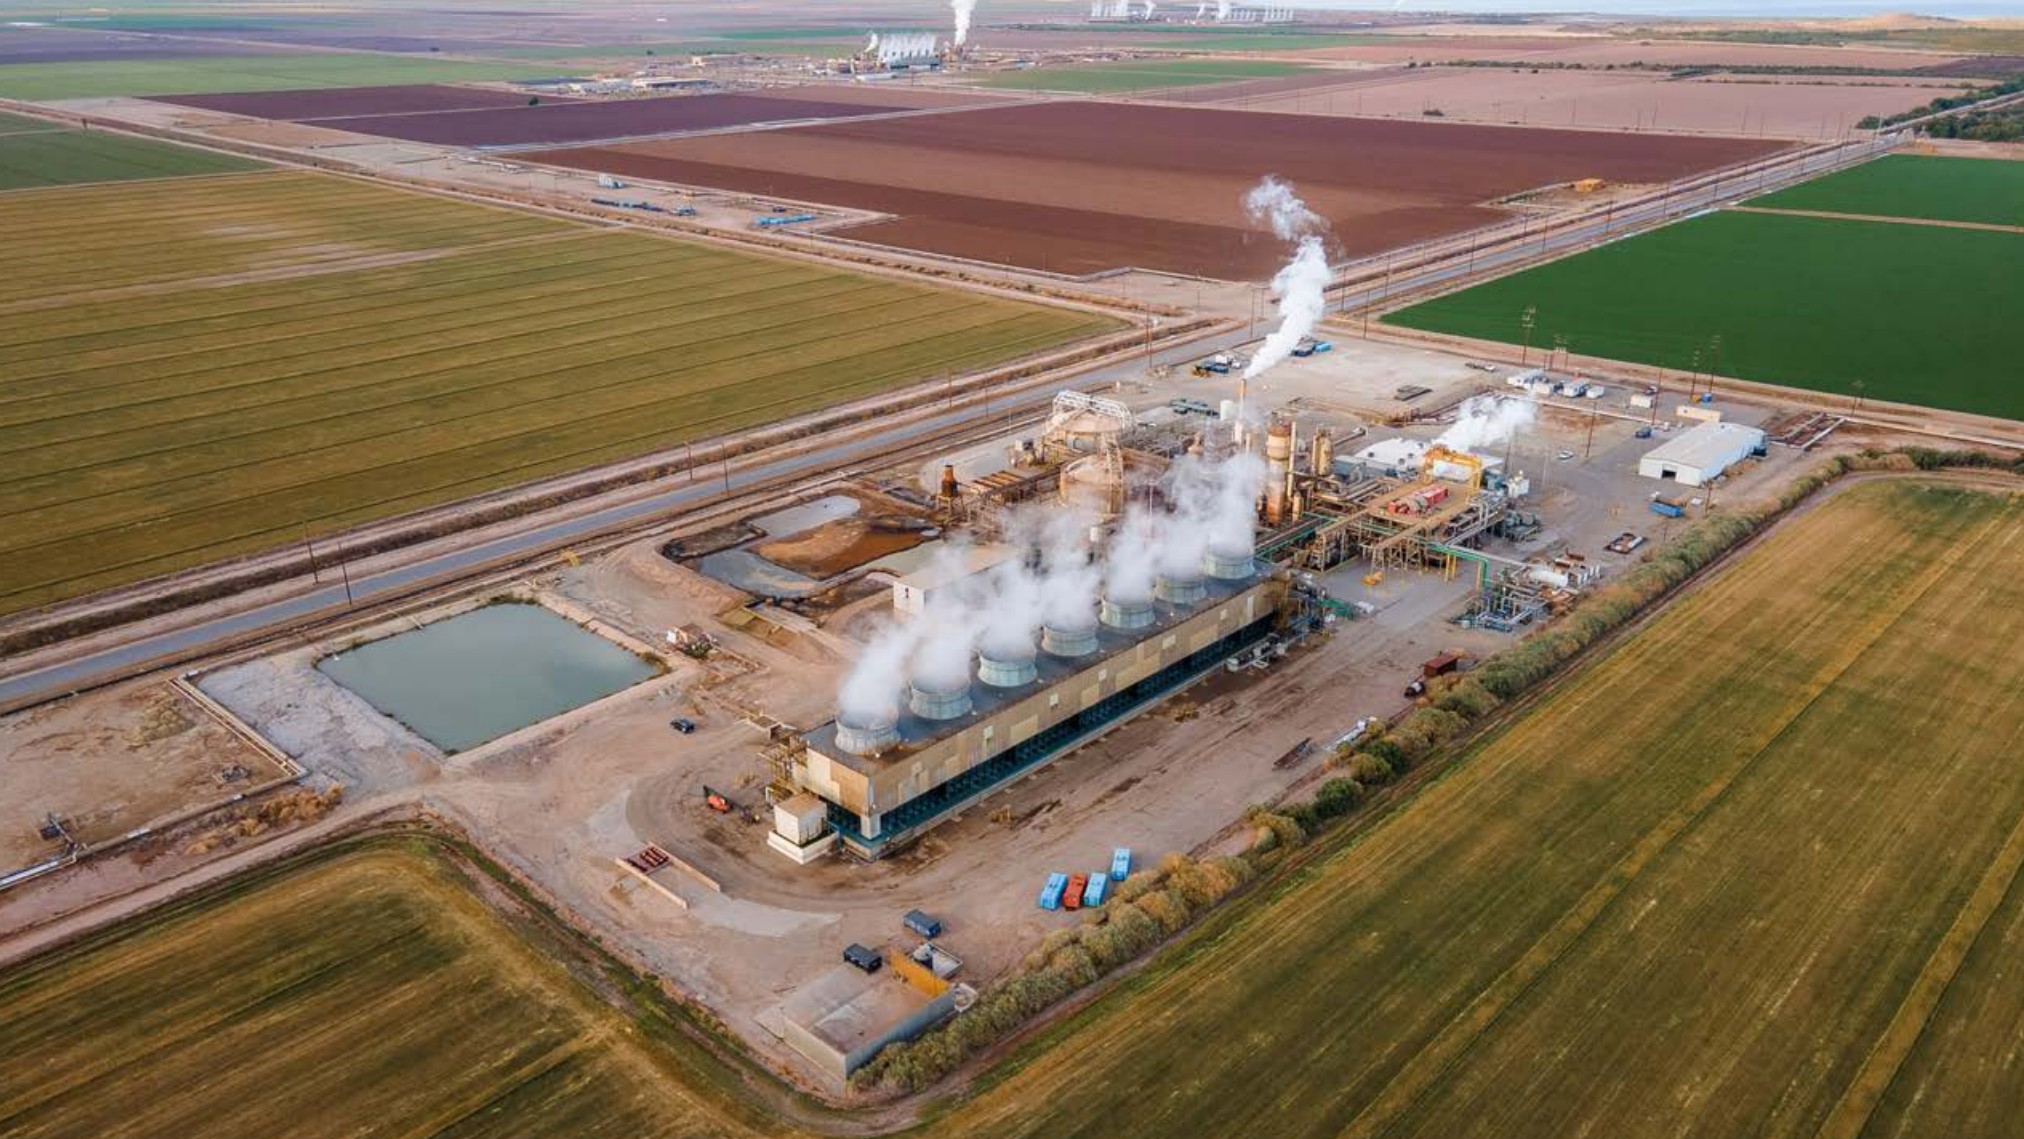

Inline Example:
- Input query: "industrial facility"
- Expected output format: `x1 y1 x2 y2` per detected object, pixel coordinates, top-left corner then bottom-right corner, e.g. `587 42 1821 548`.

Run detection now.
1638 421 1768 487
760 389 1559 860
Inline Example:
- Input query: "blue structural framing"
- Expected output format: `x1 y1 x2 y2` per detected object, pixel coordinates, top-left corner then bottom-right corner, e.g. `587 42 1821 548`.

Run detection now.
828 615 1276 854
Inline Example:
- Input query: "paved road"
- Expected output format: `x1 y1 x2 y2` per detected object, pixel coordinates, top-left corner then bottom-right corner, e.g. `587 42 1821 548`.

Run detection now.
0 327 1249 712
0 124 1942 711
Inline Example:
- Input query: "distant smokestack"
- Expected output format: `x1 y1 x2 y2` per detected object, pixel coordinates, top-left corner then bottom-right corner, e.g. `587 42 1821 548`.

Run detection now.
1264 416 1293 525
909 678 973 721
835 708 900 756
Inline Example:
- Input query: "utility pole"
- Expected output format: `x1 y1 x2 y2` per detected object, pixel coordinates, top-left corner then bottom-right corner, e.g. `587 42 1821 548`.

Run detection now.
1519 305 1537 366
338 552 355 609
303 530 320 584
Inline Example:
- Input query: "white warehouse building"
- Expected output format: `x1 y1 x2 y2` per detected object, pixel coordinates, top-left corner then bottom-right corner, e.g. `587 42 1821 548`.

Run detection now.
1638 421 1766 487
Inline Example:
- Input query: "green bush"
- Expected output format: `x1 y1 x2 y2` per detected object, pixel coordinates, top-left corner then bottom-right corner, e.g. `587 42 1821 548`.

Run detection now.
1313 777 1366 818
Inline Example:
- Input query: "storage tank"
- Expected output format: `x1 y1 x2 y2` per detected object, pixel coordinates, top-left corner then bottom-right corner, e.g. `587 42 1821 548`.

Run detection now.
1311 431 1333 475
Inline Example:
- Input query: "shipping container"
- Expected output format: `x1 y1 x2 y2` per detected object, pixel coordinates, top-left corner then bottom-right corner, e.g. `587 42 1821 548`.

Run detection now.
1064 873 1089 910
1649 499 1685 518
903 909 942 938
1110 847 1132 881
1082 873 1109 907
1422 652 1462 678
1039 873 1069 910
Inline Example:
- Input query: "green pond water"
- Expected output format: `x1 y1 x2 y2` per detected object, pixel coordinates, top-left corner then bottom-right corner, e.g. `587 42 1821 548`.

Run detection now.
316 602 656 753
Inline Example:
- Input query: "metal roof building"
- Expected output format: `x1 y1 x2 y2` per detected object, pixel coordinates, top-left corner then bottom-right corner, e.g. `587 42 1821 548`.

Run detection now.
1638 421 1767 488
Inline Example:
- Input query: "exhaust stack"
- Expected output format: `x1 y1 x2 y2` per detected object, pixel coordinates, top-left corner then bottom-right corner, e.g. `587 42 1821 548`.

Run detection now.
835 709 901 757
977 643 1039 688
1154 572 1206 606
1099 595 1155 630
909 679 973 722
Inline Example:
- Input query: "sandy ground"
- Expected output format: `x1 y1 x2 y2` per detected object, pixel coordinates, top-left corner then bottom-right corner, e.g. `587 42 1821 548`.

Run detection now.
0 678 287 868
1292 38 1966 70
1229 67 1973 139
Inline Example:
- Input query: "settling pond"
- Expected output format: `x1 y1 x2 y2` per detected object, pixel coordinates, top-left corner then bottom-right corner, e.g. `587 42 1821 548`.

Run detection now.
316 602 657 753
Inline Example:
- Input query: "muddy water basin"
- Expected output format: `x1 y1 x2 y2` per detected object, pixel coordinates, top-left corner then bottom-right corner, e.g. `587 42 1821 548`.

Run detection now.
316 602 657 753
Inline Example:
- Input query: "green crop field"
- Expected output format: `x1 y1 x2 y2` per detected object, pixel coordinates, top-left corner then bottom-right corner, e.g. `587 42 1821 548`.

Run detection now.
0 838 788 1139
1749 154 2024 228
0 127 261 190
1385 209 2024 420
978 59 1308 93
0 110 60 134
5 482 2019 1139
0 172 1113 615
0 53 540 100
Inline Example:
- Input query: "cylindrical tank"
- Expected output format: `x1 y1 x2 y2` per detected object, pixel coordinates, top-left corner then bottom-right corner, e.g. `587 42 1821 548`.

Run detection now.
1204 544 1255 581
834 709 900 757
1154 573 1207 606
977 646 1039 688
1265 417 1294 525
1312 432 1334 476
909 680 973 722
1041 622 1099 658
938 463 960 502
1099 595 1155 631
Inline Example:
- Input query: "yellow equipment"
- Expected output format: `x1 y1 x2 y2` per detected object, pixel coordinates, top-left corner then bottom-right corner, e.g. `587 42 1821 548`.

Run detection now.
1363 570 1385 588
1419 444 1485 491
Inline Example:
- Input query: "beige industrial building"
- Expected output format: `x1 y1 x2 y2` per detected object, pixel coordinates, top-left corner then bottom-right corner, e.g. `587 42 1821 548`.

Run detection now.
774 561 1282 859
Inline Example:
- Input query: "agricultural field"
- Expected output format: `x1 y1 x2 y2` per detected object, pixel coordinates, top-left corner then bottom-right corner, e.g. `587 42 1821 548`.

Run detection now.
0 52 539 100
0 172 1113 615
942 479 2024 1138
1385 207 2024 420
0 125 261 190
526 102 1785 278
1750 153 2024 226
6 482 2019 1139
975 59 1311 94
299 91 976 148
1222 66 1974 138
0 838 784 1139
154 82 581 119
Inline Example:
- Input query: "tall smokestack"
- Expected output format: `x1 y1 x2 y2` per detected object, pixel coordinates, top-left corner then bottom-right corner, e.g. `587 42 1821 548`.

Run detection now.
1264 416 1293 525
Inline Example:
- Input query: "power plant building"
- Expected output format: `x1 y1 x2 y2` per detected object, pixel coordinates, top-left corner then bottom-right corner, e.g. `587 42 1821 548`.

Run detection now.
776 564 1282 859
1638 422 1766 487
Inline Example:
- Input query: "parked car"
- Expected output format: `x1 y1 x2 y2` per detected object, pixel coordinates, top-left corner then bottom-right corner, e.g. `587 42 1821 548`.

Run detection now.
1465 361 1499 373
843 944 882 973
670 718 696 734
1556 449 1577 461
1403 677 1428 699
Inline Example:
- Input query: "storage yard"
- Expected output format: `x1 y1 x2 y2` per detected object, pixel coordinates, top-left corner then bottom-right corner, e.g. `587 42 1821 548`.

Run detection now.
1386 156 2024 421
523 102 1788 278
0 171 1112 613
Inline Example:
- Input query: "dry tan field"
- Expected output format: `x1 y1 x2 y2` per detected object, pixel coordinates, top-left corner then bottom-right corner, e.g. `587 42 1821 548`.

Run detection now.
1230 66 1975 137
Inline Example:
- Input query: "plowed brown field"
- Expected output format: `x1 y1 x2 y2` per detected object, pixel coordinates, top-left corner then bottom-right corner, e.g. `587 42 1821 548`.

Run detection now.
524 101 1787 278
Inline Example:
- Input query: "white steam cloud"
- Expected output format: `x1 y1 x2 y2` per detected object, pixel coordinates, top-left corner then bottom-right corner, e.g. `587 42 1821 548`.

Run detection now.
950 0 977 46
1436 395 1536 453
833 450 1262 722
1242 176 1333 382
1216 0 1233 20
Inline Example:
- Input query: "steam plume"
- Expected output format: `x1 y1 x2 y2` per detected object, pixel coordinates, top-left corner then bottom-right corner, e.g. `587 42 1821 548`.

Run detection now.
1216 0 1232 20
950 0 976 46
1436 395 1536 453
1241 176 1332 383
832 450 1261 721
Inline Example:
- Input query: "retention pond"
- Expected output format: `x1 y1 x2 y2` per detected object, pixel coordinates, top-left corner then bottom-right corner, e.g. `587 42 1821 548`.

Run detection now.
316 602 657 753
